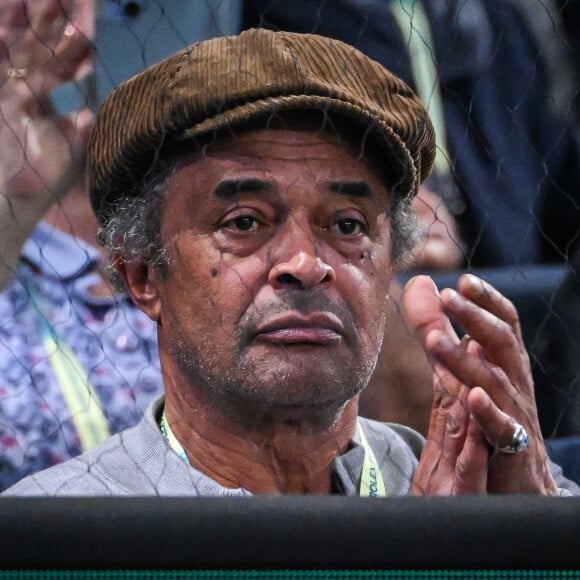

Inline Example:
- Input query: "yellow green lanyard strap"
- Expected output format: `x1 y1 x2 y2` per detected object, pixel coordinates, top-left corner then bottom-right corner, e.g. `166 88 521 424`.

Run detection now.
21 270 110 451
389 0 451 178
161 411 386 496
160 411 190 465
357 421 387 497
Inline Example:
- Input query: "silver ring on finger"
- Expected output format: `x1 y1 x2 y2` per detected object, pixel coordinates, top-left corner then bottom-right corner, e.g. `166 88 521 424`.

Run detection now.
497 422 529 454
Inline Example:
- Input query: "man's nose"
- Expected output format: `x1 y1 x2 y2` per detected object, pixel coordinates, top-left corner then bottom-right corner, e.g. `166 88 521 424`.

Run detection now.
268 225 336 290
269 252 336 289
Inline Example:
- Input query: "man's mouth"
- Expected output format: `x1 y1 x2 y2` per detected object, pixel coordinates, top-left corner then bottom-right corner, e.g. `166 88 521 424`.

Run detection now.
254 313 344 345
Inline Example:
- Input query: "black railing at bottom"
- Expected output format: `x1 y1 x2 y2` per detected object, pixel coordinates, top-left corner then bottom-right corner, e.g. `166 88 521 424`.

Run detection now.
0 496 578 570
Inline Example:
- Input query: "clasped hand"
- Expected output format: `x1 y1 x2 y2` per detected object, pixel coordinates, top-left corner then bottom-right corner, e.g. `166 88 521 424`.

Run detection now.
403 274 558 495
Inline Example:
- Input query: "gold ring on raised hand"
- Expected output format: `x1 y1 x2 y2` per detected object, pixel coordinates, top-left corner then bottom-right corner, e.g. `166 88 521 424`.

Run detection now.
8 68 27 80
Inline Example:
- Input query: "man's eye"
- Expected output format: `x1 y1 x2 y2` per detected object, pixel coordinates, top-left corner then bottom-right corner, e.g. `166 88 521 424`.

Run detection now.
227 216 258 232
334 218 362 236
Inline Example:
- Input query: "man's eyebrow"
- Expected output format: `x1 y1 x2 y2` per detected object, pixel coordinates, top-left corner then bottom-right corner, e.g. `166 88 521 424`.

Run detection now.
214 178 274 199
327 181 372 198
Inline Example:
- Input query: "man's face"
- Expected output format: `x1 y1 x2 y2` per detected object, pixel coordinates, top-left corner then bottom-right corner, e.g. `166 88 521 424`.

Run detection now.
143 125 395 415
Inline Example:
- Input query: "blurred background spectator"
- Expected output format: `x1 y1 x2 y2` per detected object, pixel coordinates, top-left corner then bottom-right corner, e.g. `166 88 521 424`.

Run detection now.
507 0 580 128
0 0 165 491
243 0 580 269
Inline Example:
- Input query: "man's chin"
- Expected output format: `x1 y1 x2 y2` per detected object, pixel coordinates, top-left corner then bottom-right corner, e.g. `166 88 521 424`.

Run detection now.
234 371 365 408
220 383 362 430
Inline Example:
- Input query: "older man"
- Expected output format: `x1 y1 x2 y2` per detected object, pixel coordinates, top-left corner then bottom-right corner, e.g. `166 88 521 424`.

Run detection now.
4 28 575 496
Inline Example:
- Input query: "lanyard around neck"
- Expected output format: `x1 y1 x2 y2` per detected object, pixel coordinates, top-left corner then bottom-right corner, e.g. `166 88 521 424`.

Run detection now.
160 410 190 465
160 410 386 497
20 268 110 451
357 420 387 497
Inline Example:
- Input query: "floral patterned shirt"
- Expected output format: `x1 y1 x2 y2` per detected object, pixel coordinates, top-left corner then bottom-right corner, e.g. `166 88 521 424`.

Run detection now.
0 223 163 490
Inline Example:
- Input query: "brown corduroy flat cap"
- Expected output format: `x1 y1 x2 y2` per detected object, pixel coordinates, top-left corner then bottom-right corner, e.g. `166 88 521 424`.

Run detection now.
87 28 435 226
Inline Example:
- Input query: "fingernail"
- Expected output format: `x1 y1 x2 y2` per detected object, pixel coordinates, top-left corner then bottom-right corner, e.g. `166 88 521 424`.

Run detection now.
462 273 481 292
441 287 458 305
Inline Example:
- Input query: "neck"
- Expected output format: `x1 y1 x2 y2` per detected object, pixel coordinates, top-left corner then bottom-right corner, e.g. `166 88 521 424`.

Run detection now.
163 390 360 495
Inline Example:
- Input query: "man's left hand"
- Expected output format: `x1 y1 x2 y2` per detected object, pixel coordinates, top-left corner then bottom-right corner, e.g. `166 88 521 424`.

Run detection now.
403 273 559 495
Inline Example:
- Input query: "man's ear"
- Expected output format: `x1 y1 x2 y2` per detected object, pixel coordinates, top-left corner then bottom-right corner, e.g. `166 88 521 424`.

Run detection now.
115 255 162 322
